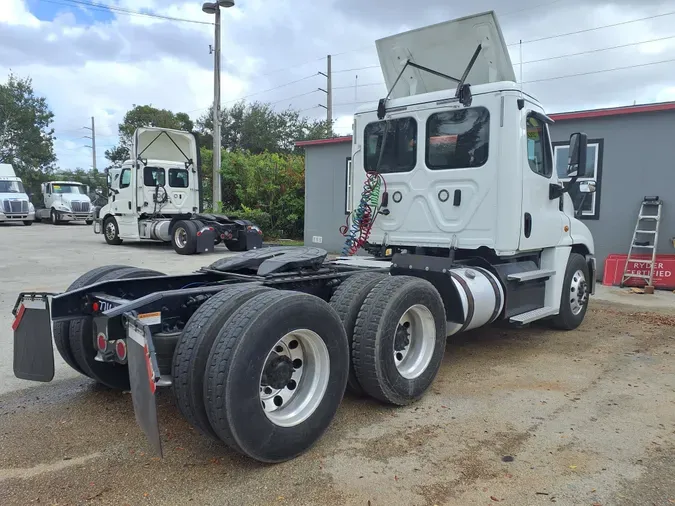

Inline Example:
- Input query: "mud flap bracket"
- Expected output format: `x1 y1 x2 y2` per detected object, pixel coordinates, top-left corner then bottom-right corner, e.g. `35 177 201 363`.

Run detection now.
125 314 163 457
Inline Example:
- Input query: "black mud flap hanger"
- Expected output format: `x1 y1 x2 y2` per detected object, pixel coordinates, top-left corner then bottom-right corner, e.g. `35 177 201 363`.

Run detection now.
13 292 56 383
125 314 163 457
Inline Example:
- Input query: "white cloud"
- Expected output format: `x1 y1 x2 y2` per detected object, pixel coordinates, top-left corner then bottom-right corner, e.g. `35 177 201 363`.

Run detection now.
2 0 675 170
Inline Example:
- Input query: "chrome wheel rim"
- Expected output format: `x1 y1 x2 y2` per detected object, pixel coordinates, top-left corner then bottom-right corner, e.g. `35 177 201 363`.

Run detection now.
394 304 436 380
569 269 588 316
174 227 188 248
51 211 57 224
259 329 330 428
105 222 116 240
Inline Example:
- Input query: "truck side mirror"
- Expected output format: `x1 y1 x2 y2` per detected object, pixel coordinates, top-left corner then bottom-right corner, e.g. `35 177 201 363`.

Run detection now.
567 133 587 178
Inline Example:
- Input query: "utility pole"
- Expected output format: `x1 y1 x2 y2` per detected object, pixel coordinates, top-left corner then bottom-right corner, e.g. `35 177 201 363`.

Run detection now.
82 116 97 170
203 0 234 209
318 55 333 135
327 54 332 134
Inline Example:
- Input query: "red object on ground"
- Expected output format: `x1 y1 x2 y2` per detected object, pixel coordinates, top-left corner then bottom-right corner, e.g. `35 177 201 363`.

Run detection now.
603 254 675 289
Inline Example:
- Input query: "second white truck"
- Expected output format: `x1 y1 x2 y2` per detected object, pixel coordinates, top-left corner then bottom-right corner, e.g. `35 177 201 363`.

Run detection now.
35 181 94 225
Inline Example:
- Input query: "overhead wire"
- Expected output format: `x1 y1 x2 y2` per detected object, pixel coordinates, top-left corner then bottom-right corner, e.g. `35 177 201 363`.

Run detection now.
38 0 214 25
523 57 675 84
509 10 675 46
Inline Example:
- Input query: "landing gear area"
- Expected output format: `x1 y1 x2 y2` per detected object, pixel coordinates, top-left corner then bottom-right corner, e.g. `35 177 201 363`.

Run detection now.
11 246 592 463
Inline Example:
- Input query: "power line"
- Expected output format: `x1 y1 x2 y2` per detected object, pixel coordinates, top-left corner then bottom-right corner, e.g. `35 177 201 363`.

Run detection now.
222 73 321 105
510 10 675 46
515 34 675 65
38 0 214 25
333 82 384 90
271 89 320 105
333 65 380 74
523 57 675 84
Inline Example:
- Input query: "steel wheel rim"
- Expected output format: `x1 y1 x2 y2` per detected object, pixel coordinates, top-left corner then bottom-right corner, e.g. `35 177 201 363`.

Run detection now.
105 222 116 240
51 211 57 224
174 227 188 248
259 329 330 428
569 269 588 316
394 304 436 380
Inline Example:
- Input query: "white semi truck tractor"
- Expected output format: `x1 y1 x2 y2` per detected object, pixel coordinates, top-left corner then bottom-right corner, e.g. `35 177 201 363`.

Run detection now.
12 11 596 465
94 127 263 254
35 181 94 225
0 163 35 225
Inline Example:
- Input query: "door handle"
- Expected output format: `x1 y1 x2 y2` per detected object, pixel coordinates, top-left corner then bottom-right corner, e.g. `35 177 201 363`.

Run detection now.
453 190 461 206
128 202 131 210
524 213 532 238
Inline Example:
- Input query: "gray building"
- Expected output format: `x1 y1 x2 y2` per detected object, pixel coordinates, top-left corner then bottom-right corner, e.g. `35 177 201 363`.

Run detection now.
297 102 675 280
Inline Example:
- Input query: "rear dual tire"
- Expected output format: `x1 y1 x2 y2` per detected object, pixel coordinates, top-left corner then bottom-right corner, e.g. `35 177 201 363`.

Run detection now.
172 290 349 463
351 276 447 406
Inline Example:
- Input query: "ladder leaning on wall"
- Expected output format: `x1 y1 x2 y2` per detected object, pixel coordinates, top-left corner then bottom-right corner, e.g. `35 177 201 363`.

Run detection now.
620 196 663 288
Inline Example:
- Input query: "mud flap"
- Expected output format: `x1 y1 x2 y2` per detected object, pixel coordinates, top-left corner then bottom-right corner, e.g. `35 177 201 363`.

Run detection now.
13 296 54 382
126 315 163 457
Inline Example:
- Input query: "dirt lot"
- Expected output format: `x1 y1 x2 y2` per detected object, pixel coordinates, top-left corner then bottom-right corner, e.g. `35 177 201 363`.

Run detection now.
1 223 674 506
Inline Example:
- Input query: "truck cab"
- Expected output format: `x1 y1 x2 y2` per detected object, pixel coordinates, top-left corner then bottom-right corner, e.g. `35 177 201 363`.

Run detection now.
0 163 35 226
36 181 94 225
96 127 262 254
347 11 596 329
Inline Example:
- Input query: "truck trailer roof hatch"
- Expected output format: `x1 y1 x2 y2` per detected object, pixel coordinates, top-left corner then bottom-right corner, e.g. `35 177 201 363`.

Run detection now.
375 11 515 101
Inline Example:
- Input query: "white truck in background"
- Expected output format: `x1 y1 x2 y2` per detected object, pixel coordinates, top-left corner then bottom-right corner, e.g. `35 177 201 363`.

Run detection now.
0 163 35 226
34 181 94 225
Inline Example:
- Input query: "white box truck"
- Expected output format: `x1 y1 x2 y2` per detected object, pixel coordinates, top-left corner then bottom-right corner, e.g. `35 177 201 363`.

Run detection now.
0 163 35 225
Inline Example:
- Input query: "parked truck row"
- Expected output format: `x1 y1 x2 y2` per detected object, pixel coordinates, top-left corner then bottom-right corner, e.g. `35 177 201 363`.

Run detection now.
1 130 263 255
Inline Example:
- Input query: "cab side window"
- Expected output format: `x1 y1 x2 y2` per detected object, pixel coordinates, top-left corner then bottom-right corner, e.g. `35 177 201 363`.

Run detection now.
144 167 165 187
120 169 131 188
526 115 552 178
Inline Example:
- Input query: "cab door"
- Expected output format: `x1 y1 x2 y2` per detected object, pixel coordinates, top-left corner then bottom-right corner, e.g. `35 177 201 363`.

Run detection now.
115 166 139 238
519 111 563 251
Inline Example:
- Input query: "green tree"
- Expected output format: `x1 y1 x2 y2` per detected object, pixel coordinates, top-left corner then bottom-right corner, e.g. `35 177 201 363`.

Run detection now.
0 73 56 190
219 150 305 239
196 101 331 154
105 105 195 164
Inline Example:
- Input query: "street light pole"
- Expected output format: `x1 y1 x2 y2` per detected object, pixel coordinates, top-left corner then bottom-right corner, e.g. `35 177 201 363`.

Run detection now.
212 6 222 209
202 0 234 211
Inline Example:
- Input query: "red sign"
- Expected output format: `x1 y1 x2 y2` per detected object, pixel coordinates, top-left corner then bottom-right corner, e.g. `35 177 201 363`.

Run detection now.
603 254 675 290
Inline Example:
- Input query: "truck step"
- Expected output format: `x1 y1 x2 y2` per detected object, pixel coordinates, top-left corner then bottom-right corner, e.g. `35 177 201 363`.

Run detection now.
507 269 556 282
509 306 558 325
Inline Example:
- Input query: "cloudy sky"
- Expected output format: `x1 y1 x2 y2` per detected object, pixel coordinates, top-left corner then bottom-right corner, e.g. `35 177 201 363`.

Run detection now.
1 0 675 170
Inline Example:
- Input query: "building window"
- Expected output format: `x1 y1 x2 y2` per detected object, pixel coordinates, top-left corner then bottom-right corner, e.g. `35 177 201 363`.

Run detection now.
426 107 490 169
553 139 603 220
363 117 417 174
169 168 189 188
120 168 131 188
345 157 353 214
144 166 165 187
526 114 552 178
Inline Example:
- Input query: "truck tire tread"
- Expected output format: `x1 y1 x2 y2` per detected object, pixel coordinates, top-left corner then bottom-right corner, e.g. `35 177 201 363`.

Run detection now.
329 272 388 395
550 253 590 330
352 276 446 406
172 283 271 439
205 290 349 462
68 267 165 389
53 265 129 377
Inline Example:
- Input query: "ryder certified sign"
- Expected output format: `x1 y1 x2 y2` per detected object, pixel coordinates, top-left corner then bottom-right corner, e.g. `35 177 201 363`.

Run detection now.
603 254 675 290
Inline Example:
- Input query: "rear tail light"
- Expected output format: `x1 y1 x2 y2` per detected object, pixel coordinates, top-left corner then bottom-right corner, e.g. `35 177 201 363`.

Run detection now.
115 340 127 361
92 302 100 312
96 333 108 352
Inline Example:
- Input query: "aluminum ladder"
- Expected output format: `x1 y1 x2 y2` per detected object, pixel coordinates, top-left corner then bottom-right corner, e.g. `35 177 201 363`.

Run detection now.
620 196 663 288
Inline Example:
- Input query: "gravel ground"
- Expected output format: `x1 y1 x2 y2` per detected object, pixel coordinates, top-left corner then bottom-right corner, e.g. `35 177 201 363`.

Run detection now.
1 223 674 506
